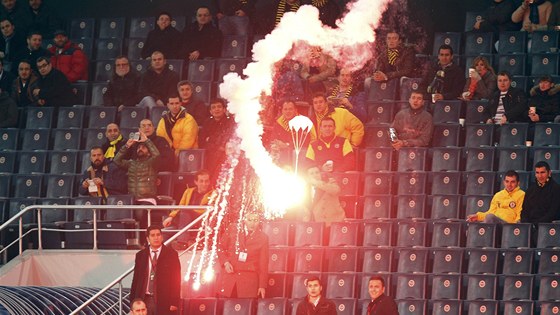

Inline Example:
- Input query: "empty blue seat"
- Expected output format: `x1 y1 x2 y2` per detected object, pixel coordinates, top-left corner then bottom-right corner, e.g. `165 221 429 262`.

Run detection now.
432 32 462 56
56 107 85 128
499 31 528 53
95 38 123 60
431 274 461 300
502 249 533 274
431 123 461 147
531 53 559 76
221 35 248 58
466 223 497 248
126 38 147 60
498 53 527 75
497 147 528 172
49 151 79 174
364 124 392 148
363 147 393 172
399 77 422 101
464 32 494 55
69 17 95 39
430 194 461 219
397 248 428 273
361 194 392 219
98 17 126 38
52 129 82 151
430 147 462 171
25 107 54 129
432 247 464 273
0 150 16 173
215 58 247 82
396 220 427 247
325 273 356 298
86 106 117 128
368 79 398 101
430 171 461 195
465 100 490 124
499 123 528 147
93 60 114 82
466 274 497 299
128 16 155 38
363 220 393 246
465 147 495 171
366 101 396 124
187 59 216 82
531 31 559 53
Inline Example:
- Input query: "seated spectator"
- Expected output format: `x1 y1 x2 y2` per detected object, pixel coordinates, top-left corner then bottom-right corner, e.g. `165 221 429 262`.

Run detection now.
305 166 346 226
177 80 208 125
268 99 300 167
0 91 17 127
473 0 519 36
422 44 465 102
300 46 336 96
271 57 305 102
137 51 179 109
11 60 39 107
295 276 337 314
467 170 525 223
0 17 26 69
102 123 126 160
328 67 367 123
79 146 127 197
484 71 528 124
461 56 497 101
21 0 61 38
141 12 181 60
33 56 78 106
547 0 560 29
48 29 88 83
103 56 141 111
390 90 434 150
20 31 51 73
309 93 364 147
181 6 222 61
215 0 255 35
199 98 236 181
306 117 355 172
309 0 340 28
366 275 399 315
512 0 552 32
0 58 14 94
370 30 415 83
0 0 27 31
128 119 176 172
156 94 199 155
528 75 560 123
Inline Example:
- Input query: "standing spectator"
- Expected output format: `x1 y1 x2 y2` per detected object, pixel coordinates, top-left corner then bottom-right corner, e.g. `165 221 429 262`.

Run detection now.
21 0 61 38
304 165 346 226
0 17 26 69
422 44 465 102
528 75 560 123
138 51 180 109
177 80 208 125
129 225 180 315
103 56 141 111
141 12 181 60
199 98 236 181
102 123 126 160
33 56 78 106
390 91 433 150
300 46 336 95
11 60 40 107
328 67 367 123
0 58 14 94
295 276 337 315
0 91 16 127
79 146 127 197
218 212 268 298
462 56 497 101
214 0 256 35
474 0 519 36
366 276 399 315
512 0 552 32
181 6 222 61
20 31 51 73
306 117 355 172
467 170 525 223
370 30 416 83
48 29 88 83
484 71 528 124
156 94 199 155
547 1 560 29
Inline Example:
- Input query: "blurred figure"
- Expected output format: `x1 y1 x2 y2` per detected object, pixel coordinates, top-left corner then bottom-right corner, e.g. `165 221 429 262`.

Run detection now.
473 0 518 36
300 46 336 96
214 0 256 35
462 56 497 101
512 0 552 32
33 56 79 106
304 165 346 226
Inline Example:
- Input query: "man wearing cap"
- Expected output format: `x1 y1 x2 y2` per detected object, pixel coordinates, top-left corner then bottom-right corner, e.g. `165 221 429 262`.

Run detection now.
528 75 560 123
48 29 88 83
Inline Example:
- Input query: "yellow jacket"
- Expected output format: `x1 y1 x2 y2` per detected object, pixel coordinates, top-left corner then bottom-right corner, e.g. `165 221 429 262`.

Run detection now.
310 107 364 147
156 111 199 155
169 187 214 217
476 186 525 223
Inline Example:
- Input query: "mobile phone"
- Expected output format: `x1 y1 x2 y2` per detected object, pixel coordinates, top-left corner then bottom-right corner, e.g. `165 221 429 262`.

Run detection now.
131 132 140 141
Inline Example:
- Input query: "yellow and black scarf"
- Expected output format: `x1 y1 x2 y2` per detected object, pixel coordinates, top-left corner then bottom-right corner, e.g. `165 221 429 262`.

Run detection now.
275 0 300 26
104 134 123 159
387 48 399 66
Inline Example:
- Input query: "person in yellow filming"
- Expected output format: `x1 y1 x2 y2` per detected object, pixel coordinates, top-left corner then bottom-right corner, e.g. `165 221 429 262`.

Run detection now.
467 170 525 223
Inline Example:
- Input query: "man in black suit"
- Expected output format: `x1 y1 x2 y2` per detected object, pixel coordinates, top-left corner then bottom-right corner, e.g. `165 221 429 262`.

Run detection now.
130 225 181 315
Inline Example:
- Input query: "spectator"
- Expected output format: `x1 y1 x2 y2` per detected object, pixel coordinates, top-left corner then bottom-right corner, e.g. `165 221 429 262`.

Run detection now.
547 1 560 29
306 117 355 172
366 275 398 315
129 225 180 315
103 56 141 111
528 75 560 123
33 56 78 106
102 123 126 160
156 94 199 155
371 30 415 83
308 0 340 28
0 17 26 69
268 99 301 167
78 146 127 197
218 212 268 298
484 71 528 124
199 98 236 181
271 58 305 102
20 31 51 73
141 12 181 60
129 298 147 315
300 46 336 95
467 170 525 223
214 0 256 35
422 44 465 102
11 60 39 107
390 91 433 150
309 93 364 147
138 51 179 109
21 0 61 38
512 0 552 32
474 0 519 36
127 119 176 172
295 276 337 315
113 131 160 200
462 56 497 101
304 165 346 226
0 0 27 31
181 6 222 61
177 80 208 125
0 58 15 94
522 161 560 244
328 67 367 123
48 29 88 83
0 91 16 127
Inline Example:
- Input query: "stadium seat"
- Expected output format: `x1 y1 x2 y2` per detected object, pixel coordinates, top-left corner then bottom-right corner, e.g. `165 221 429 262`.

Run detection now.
466 274 497 300
331 172 360 195
499 31 527 53
126 38 146 60
538 249 560 274
534 147 560 171
50 150 79 175
396 220 427 247
368 79 398 101
431 123 460 147
465 300 498 315
397 299 426 315
215 58 247 82
396 171 427 195
221 35 248 58
363 220 393 246
464 32 494 55
186 59 216 82
56 107 85 128
501 249 533 275
256 298 286 315
501 223 531 248
395 273 426 299
467 248 499 274
119 106 148 129
366 100 396 124
432 32 462 56
25 107 54 129
93 60 114 82
431 300 462 315
463 194 493 217
325 247 358 272
363 147 393 172
325 273 356 298
530 53 559 76
98 17 126 38
0 128 18 150
539 302 560 315
105 195 134 220
499 123 528 147
497 147 528 172
82 128 106 150
52 129 82 151
531 31 559 53
431 221 462 247
0 150 16 173
432 248 464 274
432 100 461 124
185 298 218 315
44 174 75 198
86 106 117 128
465 100 490 124
363 124 392 148
430 171 461 195
511 75 528 90
12 174 43 198
501 274 533 300
498 53 527 75
465 146 495 171
537 223 560 248
177 149 205 173
329 221 359 246
90 82 108 106
290 273 312 298
339 195 358 219
150 106 168 126
431 274 461 300
166 59 184 78
266 273 287 298
362 247 392 273
534 123 560 146
69 17 95 39
191 81 212 104
0 174 10 198
8 197 37 223
94 38 123 60
502 301 533 315
466 222 497 248
395 194 426 219
72 196 102 222
128 16 155 38
465 123 495 147
222 299 255 315
430 194 461 219
399 77 422 101
293 221 323 246
17 150 48 174
293 247 323 272
262 221 290 246
39 198 69 223
396 248 428 273
397 147 427 171
538 274 560 301
464 171 497 195
362 194 392 219
430 147 461 171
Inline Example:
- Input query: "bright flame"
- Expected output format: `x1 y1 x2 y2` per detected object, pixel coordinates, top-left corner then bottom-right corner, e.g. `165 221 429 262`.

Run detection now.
261 171 307 219
192 281 201 291
203 267 214 282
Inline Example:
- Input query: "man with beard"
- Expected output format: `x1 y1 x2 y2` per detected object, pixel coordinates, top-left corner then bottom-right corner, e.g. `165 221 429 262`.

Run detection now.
103 56 141 111
156 94 198 155
33 56 78 106
126 119 176 172
19 31 50 72
48 29 88 83
11 60 39 107
79 146 127 197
